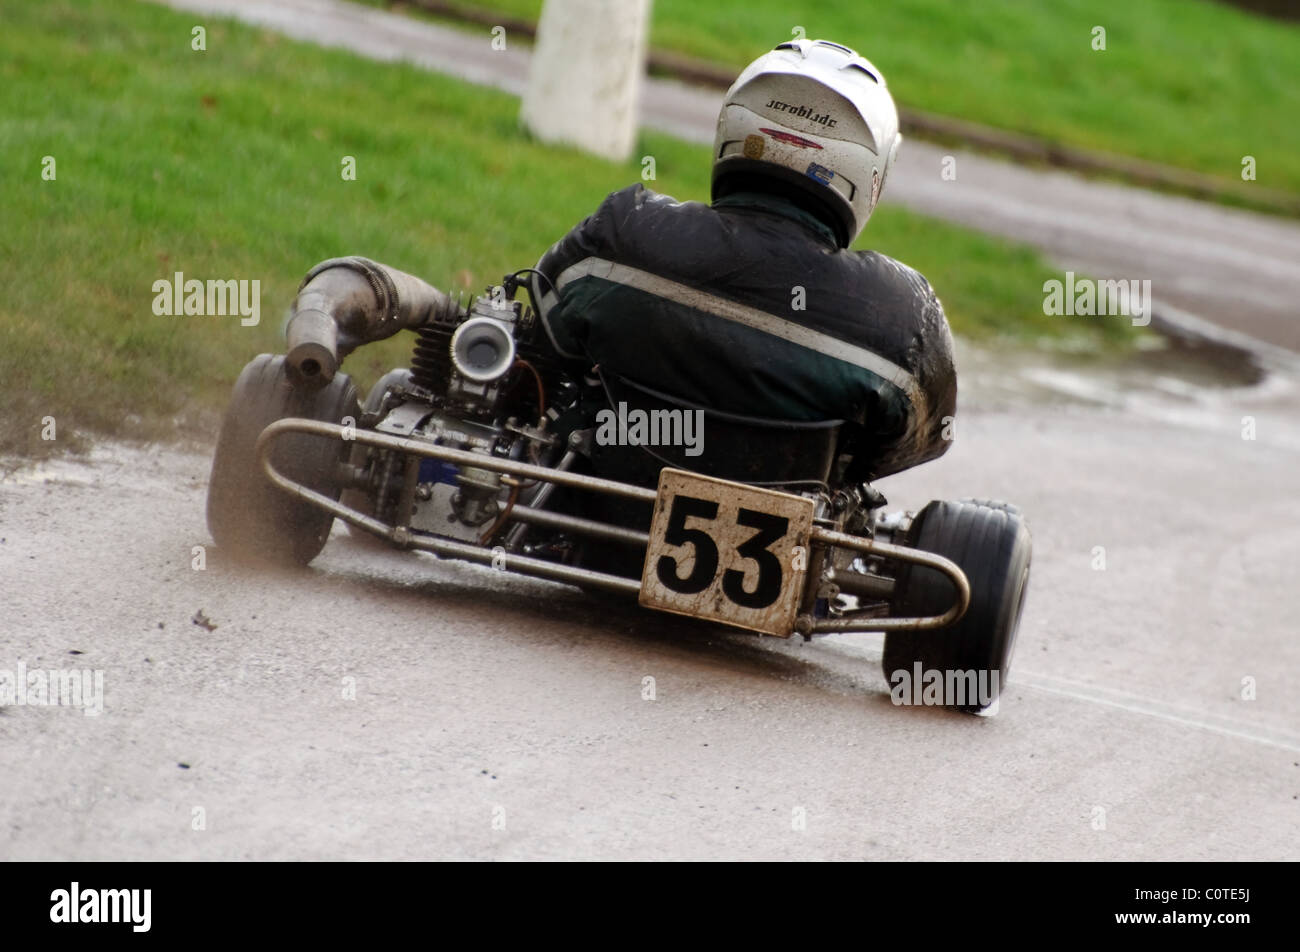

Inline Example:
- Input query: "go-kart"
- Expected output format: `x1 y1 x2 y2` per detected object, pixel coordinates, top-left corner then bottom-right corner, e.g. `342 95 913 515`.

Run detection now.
206 257 1031 713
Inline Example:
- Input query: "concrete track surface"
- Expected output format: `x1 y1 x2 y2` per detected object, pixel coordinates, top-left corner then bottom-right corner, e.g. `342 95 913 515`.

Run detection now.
3 351 1298 860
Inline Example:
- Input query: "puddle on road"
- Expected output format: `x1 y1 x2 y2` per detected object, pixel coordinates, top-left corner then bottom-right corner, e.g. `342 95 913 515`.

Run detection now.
957 332 1295 420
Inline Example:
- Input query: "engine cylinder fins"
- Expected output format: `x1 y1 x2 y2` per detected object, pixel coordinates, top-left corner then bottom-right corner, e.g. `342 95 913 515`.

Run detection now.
410 324 454 392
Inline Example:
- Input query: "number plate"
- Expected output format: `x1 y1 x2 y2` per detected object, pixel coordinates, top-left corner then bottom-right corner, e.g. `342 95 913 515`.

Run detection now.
639 469 815 637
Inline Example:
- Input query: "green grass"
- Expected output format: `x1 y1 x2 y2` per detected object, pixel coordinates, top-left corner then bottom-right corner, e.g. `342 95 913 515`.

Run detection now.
412 0 1300 198
0 0 1131 457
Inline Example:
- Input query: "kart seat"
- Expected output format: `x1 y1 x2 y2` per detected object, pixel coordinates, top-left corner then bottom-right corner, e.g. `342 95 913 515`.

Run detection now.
591 373 844 489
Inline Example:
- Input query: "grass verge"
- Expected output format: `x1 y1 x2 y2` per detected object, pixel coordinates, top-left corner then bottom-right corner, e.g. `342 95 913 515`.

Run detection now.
0 0 1133 458
390 0 1300 200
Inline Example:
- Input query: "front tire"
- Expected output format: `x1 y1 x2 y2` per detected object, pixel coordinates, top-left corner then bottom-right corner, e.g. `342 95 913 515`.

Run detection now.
882 499 1032 714
206 354 359 566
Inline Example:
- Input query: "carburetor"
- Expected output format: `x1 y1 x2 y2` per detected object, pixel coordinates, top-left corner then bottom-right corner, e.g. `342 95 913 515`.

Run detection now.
447 289 520 411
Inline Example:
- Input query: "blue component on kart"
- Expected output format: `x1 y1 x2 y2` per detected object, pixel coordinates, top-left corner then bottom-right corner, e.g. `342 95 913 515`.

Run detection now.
814 598 829 618
419 459 460 485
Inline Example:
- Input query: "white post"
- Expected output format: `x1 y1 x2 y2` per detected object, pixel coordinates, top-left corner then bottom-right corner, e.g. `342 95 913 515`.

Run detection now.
520 0 652 161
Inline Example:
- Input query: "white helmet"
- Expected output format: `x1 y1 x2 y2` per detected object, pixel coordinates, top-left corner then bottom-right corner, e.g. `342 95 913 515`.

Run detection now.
711 39 902 248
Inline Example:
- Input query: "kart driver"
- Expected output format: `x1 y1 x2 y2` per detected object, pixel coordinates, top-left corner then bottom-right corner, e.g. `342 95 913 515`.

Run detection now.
530 38 957 482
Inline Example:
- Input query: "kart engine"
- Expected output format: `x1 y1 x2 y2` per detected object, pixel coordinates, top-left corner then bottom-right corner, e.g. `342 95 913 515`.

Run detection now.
357 282 561 544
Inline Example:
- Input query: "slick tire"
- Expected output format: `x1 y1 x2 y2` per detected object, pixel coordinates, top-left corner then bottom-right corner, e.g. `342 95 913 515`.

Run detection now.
206 353 359 566
882 499 1032 714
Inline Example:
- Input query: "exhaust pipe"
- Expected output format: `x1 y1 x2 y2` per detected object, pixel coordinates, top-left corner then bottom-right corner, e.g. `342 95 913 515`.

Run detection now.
285 256 463 388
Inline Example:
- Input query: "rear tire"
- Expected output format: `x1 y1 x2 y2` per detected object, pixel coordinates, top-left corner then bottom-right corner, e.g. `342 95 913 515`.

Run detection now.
206 354 359 566
882 500 1032 714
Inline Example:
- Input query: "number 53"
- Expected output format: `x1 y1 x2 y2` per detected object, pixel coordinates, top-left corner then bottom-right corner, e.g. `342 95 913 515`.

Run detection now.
655 494 791 610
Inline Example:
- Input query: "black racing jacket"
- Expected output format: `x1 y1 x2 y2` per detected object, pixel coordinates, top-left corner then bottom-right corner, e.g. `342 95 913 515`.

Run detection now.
531 184 957 479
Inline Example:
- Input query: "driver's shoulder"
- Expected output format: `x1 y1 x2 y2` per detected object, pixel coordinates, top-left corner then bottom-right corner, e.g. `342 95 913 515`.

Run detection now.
843 247 938 301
